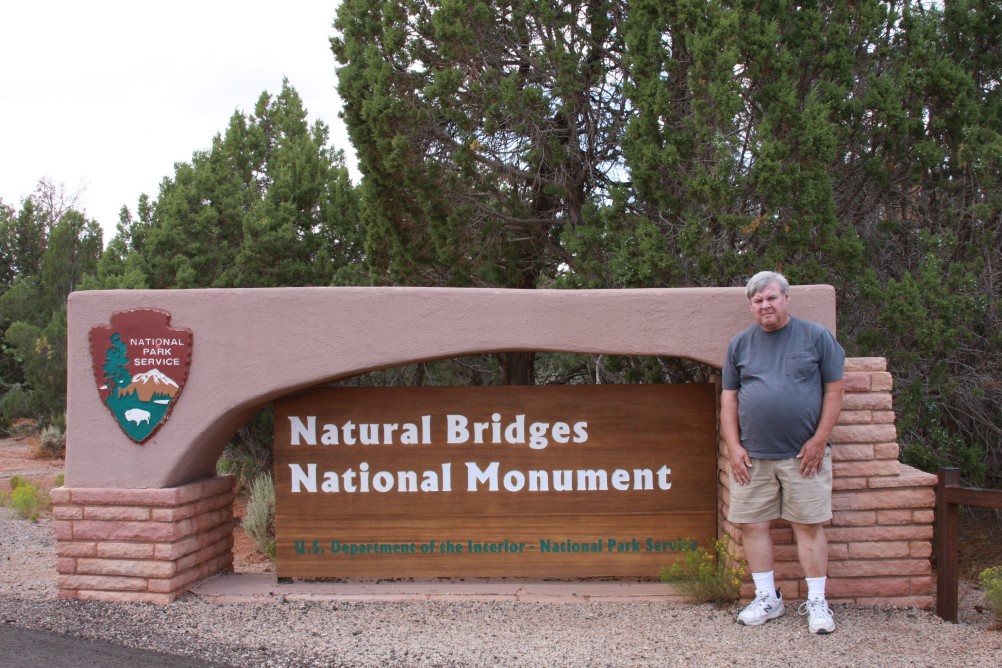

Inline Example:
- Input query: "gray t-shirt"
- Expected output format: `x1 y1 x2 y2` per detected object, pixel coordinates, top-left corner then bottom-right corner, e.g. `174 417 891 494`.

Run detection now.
722 316 845 459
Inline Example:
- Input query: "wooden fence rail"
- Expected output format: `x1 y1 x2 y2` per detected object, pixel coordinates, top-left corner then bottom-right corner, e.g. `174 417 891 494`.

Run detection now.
935 467 1002 622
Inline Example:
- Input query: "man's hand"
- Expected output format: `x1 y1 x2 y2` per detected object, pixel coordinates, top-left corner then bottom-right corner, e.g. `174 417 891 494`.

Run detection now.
729 445 753 485
797 378 844 477
719 389 751 484
796 436 827 477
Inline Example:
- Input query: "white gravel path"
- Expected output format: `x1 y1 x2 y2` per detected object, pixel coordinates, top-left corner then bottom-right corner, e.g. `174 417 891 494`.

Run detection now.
1 509 1000 667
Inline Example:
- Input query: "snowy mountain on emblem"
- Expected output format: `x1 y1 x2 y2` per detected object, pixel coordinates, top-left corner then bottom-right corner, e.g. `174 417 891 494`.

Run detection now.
117 368 181 401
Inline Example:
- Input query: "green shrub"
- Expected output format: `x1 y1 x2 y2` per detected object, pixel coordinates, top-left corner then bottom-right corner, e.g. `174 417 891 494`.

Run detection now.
4 478 49 522
980 566 1002 625
243 473 276 560
0 389 34 432
660 536 746 604
37 425 66 458
54 473 64 487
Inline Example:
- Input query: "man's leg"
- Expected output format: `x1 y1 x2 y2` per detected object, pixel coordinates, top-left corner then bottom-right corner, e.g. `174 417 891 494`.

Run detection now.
741 521 775 573
791 522 835 634
789 521 827 578
736 522 785 626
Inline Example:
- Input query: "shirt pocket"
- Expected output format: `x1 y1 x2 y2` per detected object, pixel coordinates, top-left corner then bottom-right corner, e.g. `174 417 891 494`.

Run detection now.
787 352 819 380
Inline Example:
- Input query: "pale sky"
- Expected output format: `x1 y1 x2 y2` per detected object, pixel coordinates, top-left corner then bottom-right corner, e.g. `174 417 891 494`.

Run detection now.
0 1 356 242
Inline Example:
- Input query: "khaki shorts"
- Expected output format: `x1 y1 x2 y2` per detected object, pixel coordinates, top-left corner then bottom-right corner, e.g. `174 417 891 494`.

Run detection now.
727 450 833 525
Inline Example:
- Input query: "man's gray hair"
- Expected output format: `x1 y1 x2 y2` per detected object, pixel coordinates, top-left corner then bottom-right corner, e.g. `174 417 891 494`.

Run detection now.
745 271 789 299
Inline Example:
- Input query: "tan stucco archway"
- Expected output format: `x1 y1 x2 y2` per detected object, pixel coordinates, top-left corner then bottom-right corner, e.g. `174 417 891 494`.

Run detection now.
66 286 836 489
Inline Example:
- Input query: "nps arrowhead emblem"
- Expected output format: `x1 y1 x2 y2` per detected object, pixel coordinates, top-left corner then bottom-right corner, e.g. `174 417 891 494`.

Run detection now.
89 309 193 443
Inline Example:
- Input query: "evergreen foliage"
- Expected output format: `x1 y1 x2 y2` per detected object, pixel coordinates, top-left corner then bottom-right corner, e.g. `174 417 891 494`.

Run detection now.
0 6 998 487
332 0 1001 486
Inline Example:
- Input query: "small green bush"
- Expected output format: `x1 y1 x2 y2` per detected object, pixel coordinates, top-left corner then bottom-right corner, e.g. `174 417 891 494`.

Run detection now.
660 536 746 604
4 478 49 522
243 473 276 560
37 425 66 458
980 565 1002 625
54 473 64 487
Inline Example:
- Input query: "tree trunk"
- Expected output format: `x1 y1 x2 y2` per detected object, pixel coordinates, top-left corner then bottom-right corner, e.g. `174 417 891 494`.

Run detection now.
498 351 536 386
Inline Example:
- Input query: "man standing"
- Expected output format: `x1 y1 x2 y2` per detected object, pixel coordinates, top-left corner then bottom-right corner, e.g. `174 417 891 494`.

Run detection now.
721 271 845 634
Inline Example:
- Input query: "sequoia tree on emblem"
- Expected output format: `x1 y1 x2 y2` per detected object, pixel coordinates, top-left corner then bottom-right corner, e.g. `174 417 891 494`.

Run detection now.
89 309 193 443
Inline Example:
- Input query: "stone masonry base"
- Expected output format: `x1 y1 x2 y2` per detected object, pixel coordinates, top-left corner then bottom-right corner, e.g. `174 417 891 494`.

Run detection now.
51 475 234 603
720 357 938 608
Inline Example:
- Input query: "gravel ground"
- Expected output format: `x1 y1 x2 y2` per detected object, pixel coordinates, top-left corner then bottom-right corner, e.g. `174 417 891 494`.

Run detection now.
1 509 1000 668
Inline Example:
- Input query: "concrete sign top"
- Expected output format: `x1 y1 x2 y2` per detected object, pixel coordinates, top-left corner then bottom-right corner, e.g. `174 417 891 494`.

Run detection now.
66 286 836 489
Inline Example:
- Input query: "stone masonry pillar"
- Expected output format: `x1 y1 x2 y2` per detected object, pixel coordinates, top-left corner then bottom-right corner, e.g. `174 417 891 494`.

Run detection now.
51 475 234 603
720 357 938 608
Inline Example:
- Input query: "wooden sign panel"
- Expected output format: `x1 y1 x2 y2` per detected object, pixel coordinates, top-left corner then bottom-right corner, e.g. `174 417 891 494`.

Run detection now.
274 385 717 578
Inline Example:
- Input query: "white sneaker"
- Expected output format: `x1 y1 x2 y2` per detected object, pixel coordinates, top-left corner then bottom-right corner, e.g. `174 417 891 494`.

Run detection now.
798 598 836 634
737 589 785 626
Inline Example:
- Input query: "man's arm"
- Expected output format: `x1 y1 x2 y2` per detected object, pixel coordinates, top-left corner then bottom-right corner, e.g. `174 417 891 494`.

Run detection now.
720 389 752 485
796 378 845 476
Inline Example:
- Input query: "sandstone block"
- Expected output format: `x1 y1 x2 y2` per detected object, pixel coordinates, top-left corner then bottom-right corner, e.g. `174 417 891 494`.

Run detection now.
843 372 873 392
827 525 933 542
844 358 886 371
71 520 181 543
834 488 934 511
57 574 147 592
833 477 868 491
96 542 156 559
877 509 913 525
842 393 893 410
84 506 151 521
67 487 182 507
831 444 875 461
856 595 932 610
56 542 97 557
826 577 910 598
52 520 74 541
871 372 894 391
837 411 873 425
831 423 899 444
832 510 877 526
828 558 930 577
910 576 933 595
73 590 175 604
848 541 911 559
874 442 900 459
832 460 900 477
76 558 175 579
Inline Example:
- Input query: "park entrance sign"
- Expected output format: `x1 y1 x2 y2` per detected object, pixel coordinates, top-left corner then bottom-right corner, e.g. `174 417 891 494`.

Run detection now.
274 384 717 578
55 286 939 608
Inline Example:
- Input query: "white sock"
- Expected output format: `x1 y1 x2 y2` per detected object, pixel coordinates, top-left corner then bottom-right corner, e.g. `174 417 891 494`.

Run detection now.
752 571 777 596
806 576 827 601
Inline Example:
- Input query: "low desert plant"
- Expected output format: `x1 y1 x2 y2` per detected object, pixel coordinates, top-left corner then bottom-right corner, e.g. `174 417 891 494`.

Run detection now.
243 472 276 560
980 565 1002 625
3 477 49 522
660 536 746 604
36 424 66 459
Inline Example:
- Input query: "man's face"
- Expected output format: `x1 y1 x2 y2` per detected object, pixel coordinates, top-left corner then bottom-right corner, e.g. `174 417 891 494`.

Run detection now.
749 281 790 332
